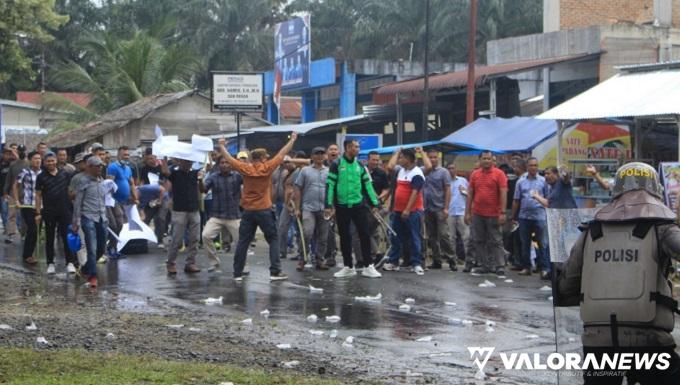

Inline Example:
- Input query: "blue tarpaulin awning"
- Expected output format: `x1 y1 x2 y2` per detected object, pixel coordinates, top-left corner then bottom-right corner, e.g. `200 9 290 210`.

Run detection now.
358 140 454 155
440 117 557 153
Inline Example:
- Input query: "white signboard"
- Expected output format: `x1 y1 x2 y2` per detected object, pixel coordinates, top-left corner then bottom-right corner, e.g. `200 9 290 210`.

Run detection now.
211 72 264 111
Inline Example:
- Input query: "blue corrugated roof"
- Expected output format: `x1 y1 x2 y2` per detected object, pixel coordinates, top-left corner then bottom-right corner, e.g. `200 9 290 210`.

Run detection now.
441 117 557 152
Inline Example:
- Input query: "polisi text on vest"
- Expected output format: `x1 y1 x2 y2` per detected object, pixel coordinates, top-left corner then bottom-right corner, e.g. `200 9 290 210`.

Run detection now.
594 248 639 262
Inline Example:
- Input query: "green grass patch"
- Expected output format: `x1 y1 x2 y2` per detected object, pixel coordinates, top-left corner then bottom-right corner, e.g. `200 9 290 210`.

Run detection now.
0 347 348 385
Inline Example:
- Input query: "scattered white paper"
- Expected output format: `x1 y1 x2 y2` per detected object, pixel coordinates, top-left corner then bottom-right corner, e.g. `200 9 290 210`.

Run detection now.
462 319 474 326
306 314 318 323
105 332 116 341
247 251 255 256
309 285 324 293
540 285 552 291
448 318 462 325
354 293 382 302
0 324 13 330
568 337 577 342
166 324 184 329
276 343 291 350
444 302 457 306
203 296 223 305
485 320 496 327
398 304 411 312
219 383 234 385
282 360 300 368
416 336 433 342
25 322 37 331
36 336 49 346
325 315 341 323
309 329 324 336
526 334 540 339
241 318 253 325
404 298 415 304
188 327 202 332
342 342 354 349
329 330 338 339
485 326 495 333
345 336 354 344
478 280 496 288
406 370 424 377
429 352 453 358
497 275 507 279
260 309 270 318
504 279 514 283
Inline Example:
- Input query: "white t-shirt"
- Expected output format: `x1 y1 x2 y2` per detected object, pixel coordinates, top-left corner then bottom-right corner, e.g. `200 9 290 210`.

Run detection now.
102 179 118 207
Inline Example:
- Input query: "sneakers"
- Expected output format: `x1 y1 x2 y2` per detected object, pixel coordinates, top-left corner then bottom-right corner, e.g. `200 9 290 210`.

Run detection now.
66 263 76 274
470 267 491 275
184 264 201 273
374 255 389 269
540 271 551 280
234 275 244 282
97 255 108 264
382 263 399 271
4 238 13 244
207 264 220 273
518 268 532 276
46 264 55 275
24 256 38 265
270 272 288 281
495 268 505 277
158 243 166 250
413 265 425 276
88 276 98 288
361 264 382 278
333 266 357 278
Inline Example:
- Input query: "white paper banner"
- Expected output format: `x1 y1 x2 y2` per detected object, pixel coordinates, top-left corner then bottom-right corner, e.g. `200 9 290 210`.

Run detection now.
116 204 158 252
151 134 213 163
546 208 598 263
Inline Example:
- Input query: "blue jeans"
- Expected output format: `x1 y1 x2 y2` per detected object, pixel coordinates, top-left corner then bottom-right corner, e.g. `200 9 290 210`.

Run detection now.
81 216 107 278
0 196 8 229
233 209 281 276
387 211 423 267
518 218 550 272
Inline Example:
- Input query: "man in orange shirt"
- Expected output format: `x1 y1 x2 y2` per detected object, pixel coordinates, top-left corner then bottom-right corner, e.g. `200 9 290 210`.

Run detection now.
464 150 508 276
217 133 298 281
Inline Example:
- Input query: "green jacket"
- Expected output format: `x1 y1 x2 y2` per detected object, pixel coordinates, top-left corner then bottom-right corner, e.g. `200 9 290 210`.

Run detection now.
325 155 379 208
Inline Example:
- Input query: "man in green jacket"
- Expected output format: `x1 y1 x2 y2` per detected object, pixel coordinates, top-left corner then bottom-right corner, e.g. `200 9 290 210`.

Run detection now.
325 139 381 278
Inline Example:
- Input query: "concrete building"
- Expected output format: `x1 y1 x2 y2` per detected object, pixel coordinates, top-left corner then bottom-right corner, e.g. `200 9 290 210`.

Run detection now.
0 99 72 148
487 0 680 111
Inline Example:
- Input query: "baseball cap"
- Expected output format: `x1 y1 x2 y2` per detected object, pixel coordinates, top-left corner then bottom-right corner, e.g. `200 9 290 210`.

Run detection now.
43 151 56 159
237 151 249 159
74 152 86 163
87 155 104 167
312 146 326 155
91 142 104 151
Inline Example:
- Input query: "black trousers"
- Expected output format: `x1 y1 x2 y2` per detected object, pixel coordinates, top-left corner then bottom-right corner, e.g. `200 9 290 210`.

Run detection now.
43 210 74 265
20 208 37 259
335 205 372 268
583 346 680 385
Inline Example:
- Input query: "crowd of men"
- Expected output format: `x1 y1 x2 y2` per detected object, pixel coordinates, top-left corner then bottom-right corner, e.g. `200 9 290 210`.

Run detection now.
0 136 593 288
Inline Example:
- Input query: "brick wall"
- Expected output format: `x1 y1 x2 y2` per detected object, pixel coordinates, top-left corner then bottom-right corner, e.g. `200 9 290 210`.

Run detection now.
560 0 654 29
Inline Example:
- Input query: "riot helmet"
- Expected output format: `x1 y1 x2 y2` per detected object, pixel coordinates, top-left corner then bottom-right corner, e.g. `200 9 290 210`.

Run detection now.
611 162 663 199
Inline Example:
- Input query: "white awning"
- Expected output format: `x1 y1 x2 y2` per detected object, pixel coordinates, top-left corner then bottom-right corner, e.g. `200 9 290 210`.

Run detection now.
248 115 367 135
538 69 680 120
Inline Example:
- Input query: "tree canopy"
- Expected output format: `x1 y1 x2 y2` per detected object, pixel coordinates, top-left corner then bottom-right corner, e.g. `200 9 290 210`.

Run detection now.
1 0 541 101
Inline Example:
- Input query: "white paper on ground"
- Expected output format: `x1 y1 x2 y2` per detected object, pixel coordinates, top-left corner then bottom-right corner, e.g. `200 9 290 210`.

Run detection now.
309 329 324 336
25 322 37 331
354 293 382 302
325 315 340 323
117 204 158 252
406 370 424 377
540 285 552 291
276 343 291 349
202 296 223 305
306 314 318 323
105 333 116 340
282 360 300 368
398 304 411 312
416 336 433 342
444 302 457 306
241 318 253 325
404 298 415 304
504 279 514 283
36 336 49 346
309 285 323 293
260 309 270 318
329 330 338 338
166 324 184 329
0 324 12 330
478 280 496 288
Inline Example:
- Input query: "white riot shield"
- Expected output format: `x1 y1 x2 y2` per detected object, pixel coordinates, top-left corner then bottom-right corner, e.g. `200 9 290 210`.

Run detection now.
546 208 598 385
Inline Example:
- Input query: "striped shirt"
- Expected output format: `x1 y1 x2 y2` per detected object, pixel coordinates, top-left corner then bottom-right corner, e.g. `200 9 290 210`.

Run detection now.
17 168 42 206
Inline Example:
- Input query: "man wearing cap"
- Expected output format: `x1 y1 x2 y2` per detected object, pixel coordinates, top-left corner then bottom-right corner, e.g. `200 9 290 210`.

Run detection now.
294 146 330 271
35 152 75 275
72 156 109 288
217 133 298 281
3 145 27 244
14 151 42 265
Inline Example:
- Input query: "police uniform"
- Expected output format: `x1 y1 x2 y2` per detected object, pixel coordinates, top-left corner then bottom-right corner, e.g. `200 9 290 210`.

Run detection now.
557 163 680 385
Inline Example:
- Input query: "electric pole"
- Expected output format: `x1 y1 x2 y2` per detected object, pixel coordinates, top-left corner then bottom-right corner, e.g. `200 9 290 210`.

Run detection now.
465 0 478 124
422 0 431 141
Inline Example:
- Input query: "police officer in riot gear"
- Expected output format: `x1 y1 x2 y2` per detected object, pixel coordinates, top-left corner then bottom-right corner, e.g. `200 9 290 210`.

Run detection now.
557 162 680 384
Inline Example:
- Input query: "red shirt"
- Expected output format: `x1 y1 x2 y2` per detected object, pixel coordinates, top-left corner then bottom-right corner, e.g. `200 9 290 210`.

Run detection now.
469 166 507 217
393 166 424 212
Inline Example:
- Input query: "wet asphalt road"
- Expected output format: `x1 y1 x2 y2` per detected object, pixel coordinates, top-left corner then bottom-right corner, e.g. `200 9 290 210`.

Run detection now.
2 239 679 385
